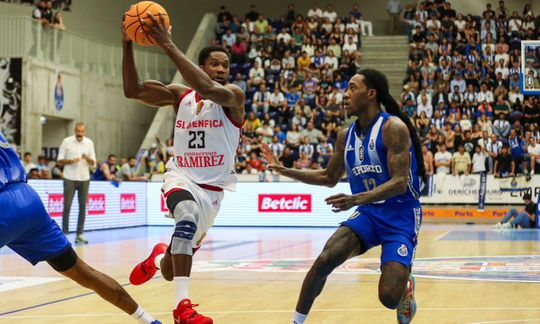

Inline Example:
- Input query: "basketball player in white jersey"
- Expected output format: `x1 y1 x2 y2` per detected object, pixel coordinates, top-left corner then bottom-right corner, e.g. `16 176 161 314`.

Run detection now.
122 13 244 324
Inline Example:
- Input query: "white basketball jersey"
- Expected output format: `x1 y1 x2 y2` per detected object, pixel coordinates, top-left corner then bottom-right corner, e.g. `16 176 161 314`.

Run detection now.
168 89 242 191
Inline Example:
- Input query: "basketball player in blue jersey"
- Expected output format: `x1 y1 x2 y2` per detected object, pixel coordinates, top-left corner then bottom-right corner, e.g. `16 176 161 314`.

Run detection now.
261 69 426 324
0 131 161 324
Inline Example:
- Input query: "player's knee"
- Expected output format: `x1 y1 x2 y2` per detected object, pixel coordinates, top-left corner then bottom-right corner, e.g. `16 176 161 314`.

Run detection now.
171 200 200 256
378 286 401 309
312 251 336 277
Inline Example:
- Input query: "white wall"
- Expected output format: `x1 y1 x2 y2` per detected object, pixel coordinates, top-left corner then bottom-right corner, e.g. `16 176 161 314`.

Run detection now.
22 58 156 161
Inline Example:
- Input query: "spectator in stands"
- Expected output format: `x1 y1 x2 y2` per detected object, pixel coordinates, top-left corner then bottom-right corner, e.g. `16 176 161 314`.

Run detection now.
51 162 63 179
117 157 148 181
452 144 471 175
29 168 41 179
51 11 65 30
494 145 514 177
32 0 49 27
286 123 302 149
302 122 323 145
472 145 488 174
434 143 452 174
255 120 274 143
235 147 248 173
493 193 537 229
387 0 403 35
417 94 433 118
91 154 117 181
217 5 233 25
486 133 502 173
231 39 247 64
232 72 247 93
21 152 37 174
528 137 540 175
252 83 270 116
307 3 323 19
322 4 338 23
222 29 236 47
422 144 434 177
493 113 511 138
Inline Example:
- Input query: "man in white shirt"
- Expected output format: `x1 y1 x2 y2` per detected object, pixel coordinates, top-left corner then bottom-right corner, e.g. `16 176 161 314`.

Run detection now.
22 152 37 174
277 27 292 44
472 145 488 173
476 82 494 103
434 143 452 174
417 95 433 118
486 134 503 173
323 4 338 23
342 36 358 54
307 4 323 19
57 122 96 244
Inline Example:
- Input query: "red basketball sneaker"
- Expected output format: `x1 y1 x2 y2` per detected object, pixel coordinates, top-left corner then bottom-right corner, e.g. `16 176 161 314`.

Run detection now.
129 242 168 285
173 299 213 324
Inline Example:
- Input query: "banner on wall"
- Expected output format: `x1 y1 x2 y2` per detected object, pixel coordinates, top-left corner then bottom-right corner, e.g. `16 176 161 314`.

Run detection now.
0 58 22 145
421 174 540 204
30 180 147 231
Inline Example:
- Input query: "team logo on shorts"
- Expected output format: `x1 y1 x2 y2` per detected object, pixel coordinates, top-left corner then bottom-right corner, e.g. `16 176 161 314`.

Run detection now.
398 244 408 257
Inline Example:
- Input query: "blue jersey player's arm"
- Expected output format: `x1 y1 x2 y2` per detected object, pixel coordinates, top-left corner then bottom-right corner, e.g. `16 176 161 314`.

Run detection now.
260 130 347 187
326 117 412 211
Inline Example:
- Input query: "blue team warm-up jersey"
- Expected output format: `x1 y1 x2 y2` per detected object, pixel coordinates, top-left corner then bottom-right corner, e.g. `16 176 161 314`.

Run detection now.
344 111 421 205
0 131 26 189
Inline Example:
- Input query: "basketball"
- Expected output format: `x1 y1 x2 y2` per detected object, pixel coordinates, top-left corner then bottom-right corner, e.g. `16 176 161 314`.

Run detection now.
123 1 170 46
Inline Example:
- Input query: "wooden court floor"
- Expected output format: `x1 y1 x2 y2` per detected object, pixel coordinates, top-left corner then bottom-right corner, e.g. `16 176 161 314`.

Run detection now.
1 225 539 324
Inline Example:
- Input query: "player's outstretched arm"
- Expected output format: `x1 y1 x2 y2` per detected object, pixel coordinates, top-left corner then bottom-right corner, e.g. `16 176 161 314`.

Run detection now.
140 13 245 116
121 16 187 107
260 130 347 187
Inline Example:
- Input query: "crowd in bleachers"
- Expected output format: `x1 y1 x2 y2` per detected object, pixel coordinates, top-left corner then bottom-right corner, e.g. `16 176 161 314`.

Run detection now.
0 0 71 12
214 3 375 178
399 1 540 179
214 1 540 181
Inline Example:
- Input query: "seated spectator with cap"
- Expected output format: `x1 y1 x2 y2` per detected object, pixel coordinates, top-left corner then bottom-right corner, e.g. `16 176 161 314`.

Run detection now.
493 193 537 229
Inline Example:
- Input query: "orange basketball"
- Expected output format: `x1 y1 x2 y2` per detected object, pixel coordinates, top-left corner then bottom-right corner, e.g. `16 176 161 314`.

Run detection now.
123 1 170 46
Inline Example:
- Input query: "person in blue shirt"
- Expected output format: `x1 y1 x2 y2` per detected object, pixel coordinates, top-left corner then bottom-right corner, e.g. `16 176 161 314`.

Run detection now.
262 69 425 324
0 131 160 324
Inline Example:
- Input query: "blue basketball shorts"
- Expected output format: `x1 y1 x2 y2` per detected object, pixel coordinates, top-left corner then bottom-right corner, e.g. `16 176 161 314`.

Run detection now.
341 200 422 268
0 182 71 265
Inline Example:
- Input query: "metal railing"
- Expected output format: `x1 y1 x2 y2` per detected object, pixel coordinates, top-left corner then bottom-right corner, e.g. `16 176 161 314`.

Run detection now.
0 16 176 81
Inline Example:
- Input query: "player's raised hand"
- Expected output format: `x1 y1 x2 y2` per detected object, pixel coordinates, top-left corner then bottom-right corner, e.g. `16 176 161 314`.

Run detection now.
140 12 173 48
121 12 131 42
325 193 358 212
260 142 285 174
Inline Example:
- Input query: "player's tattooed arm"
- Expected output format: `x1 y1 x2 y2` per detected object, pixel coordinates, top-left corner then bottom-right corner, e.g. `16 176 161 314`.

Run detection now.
355 117 411 204
260 130 347 187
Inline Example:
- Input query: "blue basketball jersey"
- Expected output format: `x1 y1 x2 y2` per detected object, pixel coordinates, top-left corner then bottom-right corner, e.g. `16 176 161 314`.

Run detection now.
0 131 26 190
344 112 420 205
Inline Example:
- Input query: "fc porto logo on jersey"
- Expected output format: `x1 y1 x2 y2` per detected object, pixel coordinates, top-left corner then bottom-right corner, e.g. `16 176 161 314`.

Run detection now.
358 146 364 162
369 138 375 151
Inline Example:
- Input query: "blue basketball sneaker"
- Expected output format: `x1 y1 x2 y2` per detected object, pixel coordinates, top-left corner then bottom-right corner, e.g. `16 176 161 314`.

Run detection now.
397 274 416 324
151 321 162 324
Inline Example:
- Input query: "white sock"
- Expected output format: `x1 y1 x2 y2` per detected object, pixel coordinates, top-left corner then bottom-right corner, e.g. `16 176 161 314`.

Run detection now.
175 276 190 304
292 311 308 324
131 305 156 324
154 253 165 269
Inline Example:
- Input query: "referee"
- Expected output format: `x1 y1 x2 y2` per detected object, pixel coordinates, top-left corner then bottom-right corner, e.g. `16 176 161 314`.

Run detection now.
57 122 95 244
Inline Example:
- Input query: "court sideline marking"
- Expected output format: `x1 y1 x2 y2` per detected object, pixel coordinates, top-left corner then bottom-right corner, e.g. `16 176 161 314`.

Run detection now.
2 307 540 319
